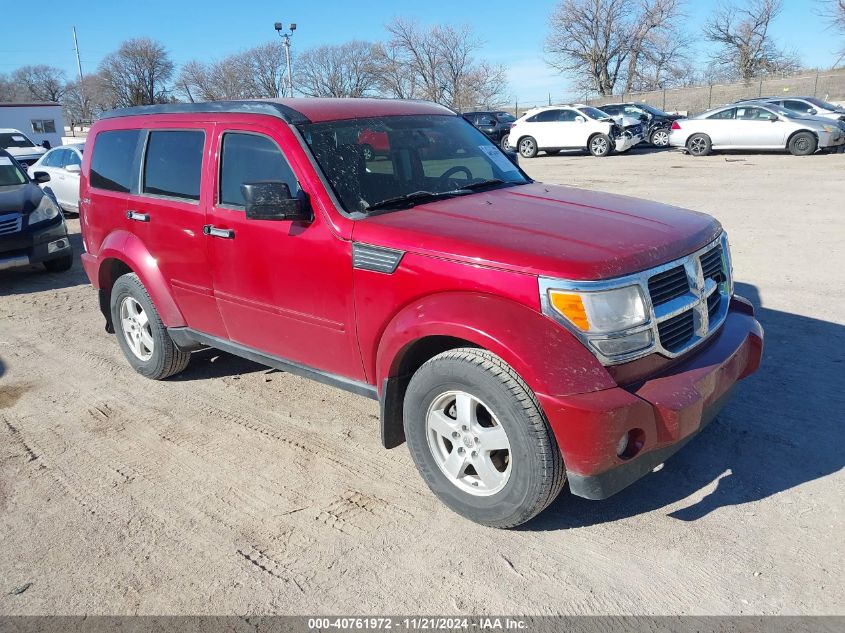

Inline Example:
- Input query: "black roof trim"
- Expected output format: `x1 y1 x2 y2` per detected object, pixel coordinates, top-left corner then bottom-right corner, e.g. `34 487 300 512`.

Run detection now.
97 100 310 124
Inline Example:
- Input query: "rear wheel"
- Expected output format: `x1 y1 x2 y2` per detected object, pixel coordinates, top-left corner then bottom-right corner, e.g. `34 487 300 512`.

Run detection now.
788 131 817 156
518 136 538 158
500 135 510 151
361 144 375 161
403 348 565 528
686 133 712 156
650 129 670 147
110 273 191 380
588 134 612 157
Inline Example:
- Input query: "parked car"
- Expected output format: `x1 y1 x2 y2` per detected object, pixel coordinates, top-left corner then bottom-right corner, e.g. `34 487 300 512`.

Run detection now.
0 128 48 167
79 99 763 528
28 143 84 214
669 101 845 156
463 111 516 150
357 128 389 160
0 149 73 273
598 102 681 147
737 96 845 121
508 104 642 157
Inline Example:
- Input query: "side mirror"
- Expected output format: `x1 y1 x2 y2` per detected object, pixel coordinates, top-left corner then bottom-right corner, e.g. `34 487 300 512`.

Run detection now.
41 140 51 150
808 108 818 115
503 147 519 167
575 116 586 123
33 171 50 184
241 181 312 222
769 114 779 122
65 164 81 174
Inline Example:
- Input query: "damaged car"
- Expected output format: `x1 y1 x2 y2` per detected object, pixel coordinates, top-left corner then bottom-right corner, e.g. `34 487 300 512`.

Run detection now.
508 104 642 158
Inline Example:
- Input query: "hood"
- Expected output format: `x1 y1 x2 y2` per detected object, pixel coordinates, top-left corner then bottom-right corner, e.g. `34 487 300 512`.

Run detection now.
0 183 45 215
4 146 46 158
353 183 721 280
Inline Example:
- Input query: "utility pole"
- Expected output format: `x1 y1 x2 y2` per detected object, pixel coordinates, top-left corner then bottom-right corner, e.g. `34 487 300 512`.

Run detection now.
274 22 296 98
72 26 84 83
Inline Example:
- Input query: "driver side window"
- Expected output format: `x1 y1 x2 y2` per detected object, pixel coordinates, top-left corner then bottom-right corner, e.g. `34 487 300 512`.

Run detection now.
218 132 299 208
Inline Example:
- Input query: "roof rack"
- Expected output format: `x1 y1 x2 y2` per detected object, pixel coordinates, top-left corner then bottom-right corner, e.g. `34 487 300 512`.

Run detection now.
97 100 310 124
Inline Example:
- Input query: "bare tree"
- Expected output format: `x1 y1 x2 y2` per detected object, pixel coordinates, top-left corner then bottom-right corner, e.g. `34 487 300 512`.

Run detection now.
63 73 113 130
381 19 508 110
818 0 845 64
11 65 67 102
544 0 685 96
99 38 174 106
371 42 419 99
0 74 22 102
623 0 684 92
295 41 377 98
704 0 800 81
240 41 287 98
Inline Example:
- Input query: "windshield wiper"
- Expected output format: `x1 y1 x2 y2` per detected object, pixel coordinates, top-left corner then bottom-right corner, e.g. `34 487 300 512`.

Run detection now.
459 178 507 191
364 190 469 212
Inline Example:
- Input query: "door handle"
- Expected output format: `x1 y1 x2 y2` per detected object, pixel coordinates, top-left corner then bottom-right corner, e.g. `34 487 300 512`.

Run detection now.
203 225 235 239
127 210 150 222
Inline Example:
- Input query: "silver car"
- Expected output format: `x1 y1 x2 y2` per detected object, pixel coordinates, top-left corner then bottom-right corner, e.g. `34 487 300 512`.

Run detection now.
669 102 845 156
27 144 84 214
740 96 845 122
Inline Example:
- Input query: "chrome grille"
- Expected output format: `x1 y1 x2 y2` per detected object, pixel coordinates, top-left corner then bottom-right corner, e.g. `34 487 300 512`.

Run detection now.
701 245 725 282
657 310 695 352
648 265 689 306
0 213 23 235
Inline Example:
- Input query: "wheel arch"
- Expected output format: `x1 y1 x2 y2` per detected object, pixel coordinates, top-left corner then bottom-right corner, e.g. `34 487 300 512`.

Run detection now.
375 292 614 449
786 128 818 149
93 231 186 332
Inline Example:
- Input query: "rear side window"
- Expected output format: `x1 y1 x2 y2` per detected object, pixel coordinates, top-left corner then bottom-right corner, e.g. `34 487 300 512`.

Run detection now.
527 109 562 123
65 150 82 168
219 133 299 208
90 130 142 193
142 130 205 201
707 108 736 120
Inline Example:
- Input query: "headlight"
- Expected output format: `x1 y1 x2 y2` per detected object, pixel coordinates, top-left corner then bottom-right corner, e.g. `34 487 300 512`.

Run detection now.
28 195 60 225
822 125 835 133
547 285 647 333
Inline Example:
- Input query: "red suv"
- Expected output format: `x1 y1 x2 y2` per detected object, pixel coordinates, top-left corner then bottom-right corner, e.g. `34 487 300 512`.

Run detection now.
79 99 763 528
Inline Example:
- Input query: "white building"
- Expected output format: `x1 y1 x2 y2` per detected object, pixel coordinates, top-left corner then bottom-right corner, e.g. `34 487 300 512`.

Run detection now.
0 103 65 149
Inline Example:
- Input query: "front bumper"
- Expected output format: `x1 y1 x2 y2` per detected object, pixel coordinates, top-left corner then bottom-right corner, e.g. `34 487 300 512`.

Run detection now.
0 217 71 270
539 297 764 500
614 133 643 152
818 130 845 148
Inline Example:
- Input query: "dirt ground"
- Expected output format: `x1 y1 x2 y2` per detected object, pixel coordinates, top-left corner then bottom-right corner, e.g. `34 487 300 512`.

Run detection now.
1 148 843 616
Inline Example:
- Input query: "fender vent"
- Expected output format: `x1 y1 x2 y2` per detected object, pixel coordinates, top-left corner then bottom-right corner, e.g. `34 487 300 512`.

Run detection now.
352 243 404 274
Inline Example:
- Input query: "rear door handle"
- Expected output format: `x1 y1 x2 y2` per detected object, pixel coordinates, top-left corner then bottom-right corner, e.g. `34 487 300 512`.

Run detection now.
203 225 235 239
127 210 149 222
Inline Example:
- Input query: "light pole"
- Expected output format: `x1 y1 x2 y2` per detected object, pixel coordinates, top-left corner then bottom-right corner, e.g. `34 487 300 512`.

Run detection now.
274 21 296 98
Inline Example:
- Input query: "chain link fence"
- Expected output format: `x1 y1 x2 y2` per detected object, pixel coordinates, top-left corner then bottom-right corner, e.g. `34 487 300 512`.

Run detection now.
503 68 845 117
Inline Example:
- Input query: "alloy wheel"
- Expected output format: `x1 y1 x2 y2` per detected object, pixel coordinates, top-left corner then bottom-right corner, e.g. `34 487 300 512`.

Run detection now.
591 136 609 155
425 390 512 496
519 138 535 157
119 296 154 361
652 130 670 147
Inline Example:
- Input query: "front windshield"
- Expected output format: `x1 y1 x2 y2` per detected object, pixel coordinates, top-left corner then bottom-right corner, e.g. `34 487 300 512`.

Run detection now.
298 114 529 214
805 97 841 111
578 107 613 120
0 132 36 149
0 155 27 186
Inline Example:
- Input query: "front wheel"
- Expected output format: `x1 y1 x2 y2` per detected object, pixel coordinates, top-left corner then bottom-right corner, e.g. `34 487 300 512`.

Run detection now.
589 134 612 157
403 348 566 528
110 273 191 380
788 131 817 156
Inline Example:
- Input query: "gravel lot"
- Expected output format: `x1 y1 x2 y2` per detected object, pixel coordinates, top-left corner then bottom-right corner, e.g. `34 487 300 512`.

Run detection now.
1 148 843 615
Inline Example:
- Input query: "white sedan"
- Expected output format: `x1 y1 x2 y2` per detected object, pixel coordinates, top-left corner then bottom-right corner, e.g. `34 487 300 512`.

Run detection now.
28 143 84 213
669 103 845 156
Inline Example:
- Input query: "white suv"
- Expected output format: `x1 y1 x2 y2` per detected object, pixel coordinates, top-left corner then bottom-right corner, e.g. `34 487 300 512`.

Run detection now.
507 105 642 158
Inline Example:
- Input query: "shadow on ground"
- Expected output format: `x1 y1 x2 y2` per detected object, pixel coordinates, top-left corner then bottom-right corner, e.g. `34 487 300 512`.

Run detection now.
170 348 266 381
525 282 845 531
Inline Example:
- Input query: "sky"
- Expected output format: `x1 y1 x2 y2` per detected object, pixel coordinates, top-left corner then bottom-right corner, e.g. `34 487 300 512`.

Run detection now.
1 0 840 107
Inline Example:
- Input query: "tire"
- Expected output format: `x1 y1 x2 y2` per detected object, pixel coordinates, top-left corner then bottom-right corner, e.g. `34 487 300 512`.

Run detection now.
43 254 73 272
545 149 561 156
110 273 191 380
588 133 612 157
361 144 375 161
788 131 817 156
518 136 538 158
403 348 566 528
686 133 711 156
499 135 510 151
650 128 670 147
